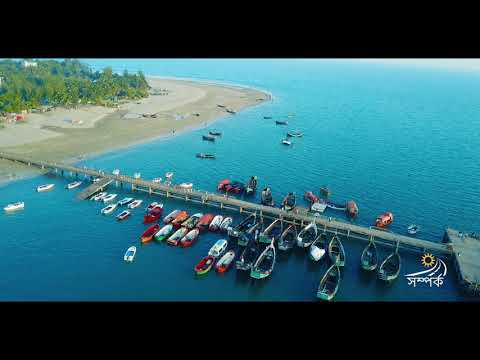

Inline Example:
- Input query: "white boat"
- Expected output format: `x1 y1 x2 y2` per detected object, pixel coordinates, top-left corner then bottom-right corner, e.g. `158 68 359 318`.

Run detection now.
117 210 131 221
281 139 292 146
117 197 134 206
297 222 318 248
101 203 117 215
407 224 419 235
165 172 174 180
178 182 193 190
215 250 236 272
91 192 107 201
208 239 228 258
112 169 120 176
309 234 327 261
124 246 136 262
146 202 160 212
102 193 118 202
4 202 25 212
219 217 233 232
92 177 101 183
209 215 224 231
311 202 327 214
152 178 162 183
66 181 82 189
37 184 55 192
128 199 143 209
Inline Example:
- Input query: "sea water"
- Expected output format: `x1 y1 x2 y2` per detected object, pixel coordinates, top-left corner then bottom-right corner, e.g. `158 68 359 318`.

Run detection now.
1 59 479 301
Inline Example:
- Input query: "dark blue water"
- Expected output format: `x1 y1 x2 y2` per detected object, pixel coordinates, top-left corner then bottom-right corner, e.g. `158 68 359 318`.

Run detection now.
1 60 479 301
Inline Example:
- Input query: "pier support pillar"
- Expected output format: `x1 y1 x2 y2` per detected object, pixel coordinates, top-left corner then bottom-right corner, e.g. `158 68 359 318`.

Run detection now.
61 170 64 176
149 187 152 195
220 202 223 209
240 207 243 214
132 184 136 192
347 230 350 238
166 192 170 198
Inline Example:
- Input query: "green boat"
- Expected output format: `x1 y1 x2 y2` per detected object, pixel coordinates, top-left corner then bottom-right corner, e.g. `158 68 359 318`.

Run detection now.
258 219 283 244
250 240 276 280
154 224 174 241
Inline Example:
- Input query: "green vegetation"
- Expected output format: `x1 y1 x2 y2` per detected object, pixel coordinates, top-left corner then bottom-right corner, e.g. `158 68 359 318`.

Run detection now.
0 59 150 113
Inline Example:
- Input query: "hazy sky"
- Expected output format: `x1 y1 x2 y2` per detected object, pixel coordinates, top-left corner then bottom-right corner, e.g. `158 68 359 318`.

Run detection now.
359 59 480 72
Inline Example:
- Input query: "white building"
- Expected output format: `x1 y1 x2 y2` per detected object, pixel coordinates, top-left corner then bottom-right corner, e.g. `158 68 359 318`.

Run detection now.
23 61 38 68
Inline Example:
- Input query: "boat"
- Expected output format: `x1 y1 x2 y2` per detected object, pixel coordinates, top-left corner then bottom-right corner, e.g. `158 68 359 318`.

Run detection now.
144 205 164 223
116 210 131 221
375 212 394 228
171 211 189 227
309 233 327 261
263 116 272 119
217 104 226 108
167 227 189 246
196 213 215 232
209 215 224 232
310 202 327 214
37 184 55 192
287 130 303 137
152 178 162 183
182 213 203 229
146 202 159 212
3 202 25 212
261 187 275 206
328 234 346 267
228 213 256 239
319 186 331 197
209 130 222 136
215 250 236 273
141 224 161 244
217 179 231 191
92 177 101 183
225 181 245 194
179 228 200 247
117 197 134 206
178 182 193 190
296 222 318 248
275 120 288 125
196 153 216 159
128 199 143 209
226 109 236 114
360 240 378 271
281 138 292 146
326 201 346 211
407 224 419 235
378 249 401 282
165 172 174 180
101 203 117 215
316 264 341 301
236 238 261 271
194 255 215 275
66 181 82 189
258 219 283 244
154 224 174 242
250 239 276 280
202 134 216 142
219 217 233 232
281 192 296 211
278 225 297 251
91 192 107 201
163 209 181 224
238 222 261 246
208 239 228 258
346 200 359 217
102 193 118 203
304 191 319 204
112 169 120 176
124 246 136 263
245 176 258 195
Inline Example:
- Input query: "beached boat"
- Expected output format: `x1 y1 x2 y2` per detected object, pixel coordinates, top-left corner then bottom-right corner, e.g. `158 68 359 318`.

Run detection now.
275 120 288 125
182 213 203 229
278 225 297 251
144 205 164 223
375 212 394 228
250 239 276 280
296 222 318 248
154 224 174 242
304 191 319 204
217 179 231 191
316 264 341 301
238 222 260 246
328 235 346 267
171 211 189 227
346 200 359 217
141 224 161 244
124 246 136 263
319 186 331 197
128 199 143 209
196 153 216 159
378 250 401 282
163 209 181 224
208 239 228 258
245 176 258 195
228 213 256 239
261 187 275 206
281 192 296 211
219 217 233 232
209 130 222 136
91 192 107 201
194 255 215 275
102 193 118 203
407 224 419 235
167 227 188 246
309 233 327 261
226 109 236 114
179 228 200 248
209 215 224 232
116 210 131 221
236 238 261 271
117 197 134 206
361 240 378 271
3 202 25 212
202 134 216 142
196 213 215 232
215 250 236 273
287 130 303 137
178 182 193 190
259 219 283 244
281 138 292 146
37 184 55 192
66 181 82 189
101 203 117 215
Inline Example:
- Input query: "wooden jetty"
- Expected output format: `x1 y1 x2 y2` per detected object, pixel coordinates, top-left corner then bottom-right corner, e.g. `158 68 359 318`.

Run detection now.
77 178 113 200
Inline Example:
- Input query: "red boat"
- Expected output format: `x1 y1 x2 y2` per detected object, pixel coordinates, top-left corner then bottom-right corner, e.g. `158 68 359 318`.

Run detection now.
196 213 215 232
346 200 359 217
171 211 189 228
375 212 393 228
141 224 161 244
194 255 215 275
304 191 319 204
144 206 164 224
179 228 200 247
217 179 231 191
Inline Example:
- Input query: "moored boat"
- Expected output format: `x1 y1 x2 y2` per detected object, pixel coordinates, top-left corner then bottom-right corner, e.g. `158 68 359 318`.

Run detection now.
378 248 401 282
152 178 162 183
236 238 261 271
278 225 297 251
296 222 318 248
208 239 228 258
116 210 131 221
316 264 341 301
407 224 419 235
287 130 303 137
209 130 222 136
144 205 164 223
163 209 181 224
179 228 200 247
281 192 296 211
178 182 193 190
361 239 378 271
196 153 216 159
281 138 292 146
66 181 82 189
128 199 143 209
245 176 258 195
146 202 159 212
209 215 224 232
154 224 174 242
258 219 283 244
225 180 245 194
261 187 275 206
309 233 327 261
171 211 189 227
3 202 25 212
319 186 331 197
37 184 55 192
328 234 346 267
275 120 288 125
194 255 215 275
124 246 136 263
238 222 260 246
304 191 319 204
196 213 215 232
215 250 236 273
326 201 346 211
310 201 327 214
182 213 203 229
102 193 118 203
167 227 188 246
250 239 276 280
375 212 394 228
117 197 134 206
346 200 359 217
217 179 231 191
202 134 216 142
101 203 117 215
91 192 107 201
219 217 233 232
141 224 161 244
228 213 256 239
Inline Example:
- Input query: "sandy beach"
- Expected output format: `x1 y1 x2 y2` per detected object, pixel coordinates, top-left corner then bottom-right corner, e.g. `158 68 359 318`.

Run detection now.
0 77 270 183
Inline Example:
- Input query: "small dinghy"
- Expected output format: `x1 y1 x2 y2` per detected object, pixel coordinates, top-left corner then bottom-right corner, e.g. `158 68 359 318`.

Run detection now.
124 246 136 263
261 187 275 206
217 179 231 191
171 211 189 227
37 184 55 192
4 202 25 212
328 235 346 267
296 222 318 248
228 213 256 239
225 180 245 194
209 215 224 232
407 224 419 235
178 182 193 190
141 224 161 244
208 239 228 258
91 192 107 201
92 177 102 183
163 209 181 224
361 239 378 271
219 217 233 232
209 130 222 136
167 227 188 246
378 246 401 282
196 153 216 159
101 203 117 215
281 192 296 211
196 213 215 232
275 120 288 125
278 225 297 251
375 212 394 228
128 199 143 209
154 224 174 242
215 250 236 273
281 138 292 146
102 193 118 203
304 191 319 204
309 233 327 262
287 130 303 137
66 181 82 189
346 200 359 217
236 238 261 271
194 255 215 275
165 172 174 180
259 219 283 244
117 197 134 206
116 210 131 221
182 213 203 229
179 228 200 248
316 264 341 301
250 239 276 280
202 134 216 142
144 205 164 224
245 176 258 195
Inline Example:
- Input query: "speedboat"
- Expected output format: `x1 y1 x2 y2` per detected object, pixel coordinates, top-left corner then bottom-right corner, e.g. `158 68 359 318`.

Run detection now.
154 224 174 242
37 184 55 192
275 120 288 125
209 215 224 232
194 255 215 275
219 217 233 232
297 222 318 248
128 199 143 209
91 192 107 201
346 200 359 217
215 250 236 273
261 187 275 206
181 213 203 229
407 224 419 235
117 197 134 206
281 138 292 146
309 234 327 261
245 176 258 195
179 228 200 247
208 239 228 258
217 179 231 191
146 202 159 212
116 210 131 221
102 193 118 203
287 130 303 137
196 213 215 232
66 181 82 189
141 224 161 244
281 192 296 211
167 227 188 246
4 202 25 212
202 134 216 142
124 246 136 263
163 209 181 224
101 203 117 215
144 205 164 224
375 212 394 228
178 182 193 190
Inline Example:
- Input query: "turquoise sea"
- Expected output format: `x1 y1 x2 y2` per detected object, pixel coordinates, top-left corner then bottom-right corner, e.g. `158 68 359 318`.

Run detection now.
1 59 479 301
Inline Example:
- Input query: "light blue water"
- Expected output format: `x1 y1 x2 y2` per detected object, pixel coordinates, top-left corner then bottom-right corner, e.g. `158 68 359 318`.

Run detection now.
1 59 479 301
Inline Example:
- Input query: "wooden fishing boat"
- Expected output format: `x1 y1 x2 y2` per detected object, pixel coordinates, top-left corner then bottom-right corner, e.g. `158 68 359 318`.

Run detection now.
346 200 359 217
179 228 200 248
102 193 118 203
309 233 327 262
167 227 188 246
287 130 303 137
209 215 224 232
182 213 203 229
261 187 275 206
209 130 222 136
141 224 161 244
326 201 346 211
171 211 189 227
245 176 258 195
278 225 297 251
215 250 236 273
163 209 181 224
154 224 174 242
117 197 134 206
275 120 288 125
66 181 82 189
281 138 292 146
250 239 276 280
375 212 393 228
378 249 401 282
304 191 319 204
128 199 143 209
228 213 256 239
116 210 131 221
101 203 117 215
3 202 25 212
208 239 228 258
144 205 164 224
296 222 318 248
217 179 231 191
328 235 346 267
196 213 215 232
194 255 215 275
37 184 55 192
202 134 216 142
236 238 261 271
238 222 260 246
178 182 193 190
146 202 159 212
258 219 283 244
152 178 162 183
124 246 136 263
319 186 331 197
219 217 233 232
281 192 296 211
316 264 341 301
361 240 378 271
225 181 245 194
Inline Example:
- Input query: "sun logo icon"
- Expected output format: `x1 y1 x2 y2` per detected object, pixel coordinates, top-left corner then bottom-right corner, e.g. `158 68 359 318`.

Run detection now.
421 253 436 267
